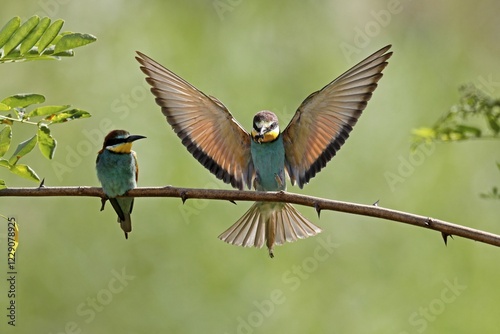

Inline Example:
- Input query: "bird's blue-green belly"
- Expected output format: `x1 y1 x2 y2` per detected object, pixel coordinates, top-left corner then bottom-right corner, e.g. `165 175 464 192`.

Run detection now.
250 136 286 191
96 150 137 197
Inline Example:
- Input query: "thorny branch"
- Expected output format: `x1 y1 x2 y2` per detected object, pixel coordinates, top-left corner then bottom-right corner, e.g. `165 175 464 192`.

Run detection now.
1 186 499 248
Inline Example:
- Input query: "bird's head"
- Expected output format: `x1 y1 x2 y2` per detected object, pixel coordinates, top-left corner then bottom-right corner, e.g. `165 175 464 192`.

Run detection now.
251 111 280 144
102 130 146 153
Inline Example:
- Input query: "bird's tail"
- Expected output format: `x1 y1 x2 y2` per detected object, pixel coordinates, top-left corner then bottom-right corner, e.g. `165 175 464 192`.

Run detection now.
118 213 132 239
110 197 133 239
218 201 322 257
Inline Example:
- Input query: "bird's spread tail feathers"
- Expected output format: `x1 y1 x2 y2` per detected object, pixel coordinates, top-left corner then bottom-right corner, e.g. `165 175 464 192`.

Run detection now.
218 201 322 257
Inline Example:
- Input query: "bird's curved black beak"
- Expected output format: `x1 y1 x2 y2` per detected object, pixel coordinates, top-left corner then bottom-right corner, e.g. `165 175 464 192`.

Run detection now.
126 135 147 143
255 127 270 143
254 133 264 143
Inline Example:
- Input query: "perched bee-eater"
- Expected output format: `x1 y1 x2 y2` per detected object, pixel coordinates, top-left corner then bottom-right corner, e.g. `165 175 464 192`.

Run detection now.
96 130 146 239
136 45 392 257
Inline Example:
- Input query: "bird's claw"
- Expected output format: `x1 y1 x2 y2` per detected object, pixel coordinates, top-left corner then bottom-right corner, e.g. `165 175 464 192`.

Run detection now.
100 197 108 211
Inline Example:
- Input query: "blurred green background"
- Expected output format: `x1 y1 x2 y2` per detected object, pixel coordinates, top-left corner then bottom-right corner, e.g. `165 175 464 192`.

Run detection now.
1 1 500 333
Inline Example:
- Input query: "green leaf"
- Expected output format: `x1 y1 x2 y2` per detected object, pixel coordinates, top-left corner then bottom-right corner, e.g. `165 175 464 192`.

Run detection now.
0 17 96 62
48 32 64 48
54 32 97 54
0 179 5 190
0 159 10 168
46 108 91 123
0 103 10 111
1 94 45 108
0 17 21 49
412 127 436 140
9 164 40 182
2 15 39 57
8 134 37 165
18 47 73 60
38 47 74 57
37 19 64 53
20 17 51 55
37 125 57 159
0 125 12 157
487 114 500 134
456 125 482 138
480 186 500 200
27 105 70 118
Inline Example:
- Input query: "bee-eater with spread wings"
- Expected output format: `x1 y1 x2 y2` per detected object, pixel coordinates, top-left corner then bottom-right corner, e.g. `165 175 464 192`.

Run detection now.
136 45 392 257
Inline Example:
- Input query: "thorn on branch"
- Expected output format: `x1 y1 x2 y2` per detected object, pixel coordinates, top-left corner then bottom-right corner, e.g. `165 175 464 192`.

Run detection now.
442 232 454 246
38 178 45 188
373 199 379 206
180 191 187 204
229 200 237 205
315 202 321 218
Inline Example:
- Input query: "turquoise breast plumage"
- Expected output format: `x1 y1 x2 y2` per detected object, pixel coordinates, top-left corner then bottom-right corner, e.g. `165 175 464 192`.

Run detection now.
96 150 137 197
250 134 286 191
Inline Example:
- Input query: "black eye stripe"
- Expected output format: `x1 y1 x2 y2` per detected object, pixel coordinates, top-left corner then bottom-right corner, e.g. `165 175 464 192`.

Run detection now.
254 121 278 131
105 138 127 146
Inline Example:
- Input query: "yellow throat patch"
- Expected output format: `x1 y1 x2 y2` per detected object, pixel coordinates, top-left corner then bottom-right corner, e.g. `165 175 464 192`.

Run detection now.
252 127 279 143
108 142 132 153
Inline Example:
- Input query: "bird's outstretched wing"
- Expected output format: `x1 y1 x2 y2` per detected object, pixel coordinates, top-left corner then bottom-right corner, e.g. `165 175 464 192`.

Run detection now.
282 45 393 188
136 52 254 190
